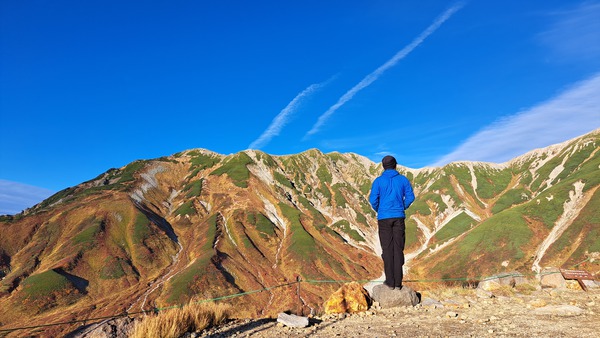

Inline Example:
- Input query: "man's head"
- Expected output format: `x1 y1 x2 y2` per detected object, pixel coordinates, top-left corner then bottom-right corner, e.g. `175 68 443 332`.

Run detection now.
382 155 397 169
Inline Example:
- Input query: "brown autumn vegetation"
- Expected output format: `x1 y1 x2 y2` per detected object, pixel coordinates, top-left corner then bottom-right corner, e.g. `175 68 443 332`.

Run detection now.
129 302 230 338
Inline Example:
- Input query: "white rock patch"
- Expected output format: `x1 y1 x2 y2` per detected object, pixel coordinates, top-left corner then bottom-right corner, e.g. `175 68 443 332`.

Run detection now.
130 165 166 203
532 180 587 273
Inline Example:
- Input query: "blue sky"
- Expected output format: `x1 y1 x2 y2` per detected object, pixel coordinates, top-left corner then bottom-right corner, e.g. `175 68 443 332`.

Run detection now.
1 0 599 214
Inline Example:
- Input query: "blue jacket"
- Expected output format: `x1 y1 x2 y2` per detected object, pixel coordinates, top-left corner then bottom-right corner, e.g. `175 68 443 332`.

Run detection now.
369 169 415 220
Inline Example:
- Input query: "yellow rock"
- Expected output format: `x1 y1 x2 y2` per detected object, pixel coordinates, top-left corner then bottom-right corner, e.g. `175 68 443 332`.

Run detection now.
529 298 547 308
324 282 371 314
566 280 581 290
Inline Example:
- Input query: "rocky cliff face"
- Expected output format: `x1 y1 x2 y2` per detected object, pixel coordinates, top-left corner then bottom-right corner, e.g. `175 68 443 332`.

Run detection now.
0 129 598 335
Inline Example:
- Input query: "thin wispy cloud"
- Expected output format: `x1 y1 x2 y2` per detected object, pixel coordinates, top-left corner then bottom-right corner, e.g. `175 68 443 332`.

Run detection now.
0 180 54 215
304 2 465 138
538 1 600 62
432 72 600 166
249 79 331 149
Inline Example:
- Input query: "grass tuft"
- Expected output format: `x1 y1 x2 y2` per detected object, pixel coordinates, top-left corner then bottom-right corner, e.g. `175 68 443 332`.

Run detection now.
130 302 230 338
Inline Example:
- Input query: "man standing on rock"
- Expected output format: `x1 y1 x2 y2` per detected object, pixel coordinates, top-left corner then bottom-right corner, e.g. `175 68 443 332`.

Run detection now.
369 155 415 290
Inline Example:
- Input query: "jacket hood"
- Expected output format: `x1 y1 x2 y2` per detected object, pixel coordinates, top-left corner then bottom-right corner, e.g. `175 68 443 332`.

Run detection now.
382 169 399 177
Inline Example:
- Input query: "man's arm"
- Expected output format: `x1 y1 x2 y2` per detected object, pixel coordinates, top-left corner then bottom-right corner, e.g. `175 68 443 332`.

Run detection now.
369 179 380 212
403 179 415 209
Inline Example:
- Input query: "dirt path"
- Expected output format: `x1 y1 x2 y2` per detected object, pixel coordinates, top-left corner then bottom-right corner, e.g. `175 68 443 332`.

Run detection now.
199 287 600 338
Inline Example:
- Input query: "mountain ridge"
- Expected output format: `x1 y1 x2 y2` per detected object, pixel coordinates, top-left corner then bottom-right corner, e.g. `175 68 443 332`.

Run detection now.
13 128 598 219
0 129 598 336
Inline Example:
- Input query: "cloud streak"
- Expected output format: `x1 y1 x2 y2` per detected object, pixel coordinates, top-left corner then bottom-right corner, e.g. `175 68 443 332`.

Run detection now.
0 180 54 215
538 1 600 62
305 2 465 137
249 79 330 149
432 72 600 166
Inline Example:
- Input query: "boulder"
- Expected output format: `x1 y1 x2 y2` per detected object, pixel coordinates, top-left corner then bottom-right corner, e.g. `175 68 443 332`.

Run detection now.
475 288 494 299
582 279 599 289
324 282 371 314
477 278 502 291
421 297 444 308
477 271 529 291
509 271 529 286
276 313 309 328
371 285 420 309
540 268 566 289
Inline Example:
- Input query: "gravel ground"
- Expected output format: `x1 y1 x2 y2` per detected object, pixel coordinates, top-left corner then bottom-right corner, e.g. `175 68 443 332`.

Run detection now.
197 287 600 338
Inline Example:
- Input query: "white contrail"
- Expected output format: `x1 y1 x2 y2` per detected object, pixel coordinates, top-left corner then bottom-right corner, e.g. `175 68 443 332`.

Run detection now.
249 80 329 149
305 2 465 137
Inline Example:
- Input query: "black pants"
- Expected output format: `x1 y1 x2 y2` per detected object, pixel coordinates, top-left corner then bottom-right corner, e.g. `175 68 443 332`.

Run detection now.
378 217 406 288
